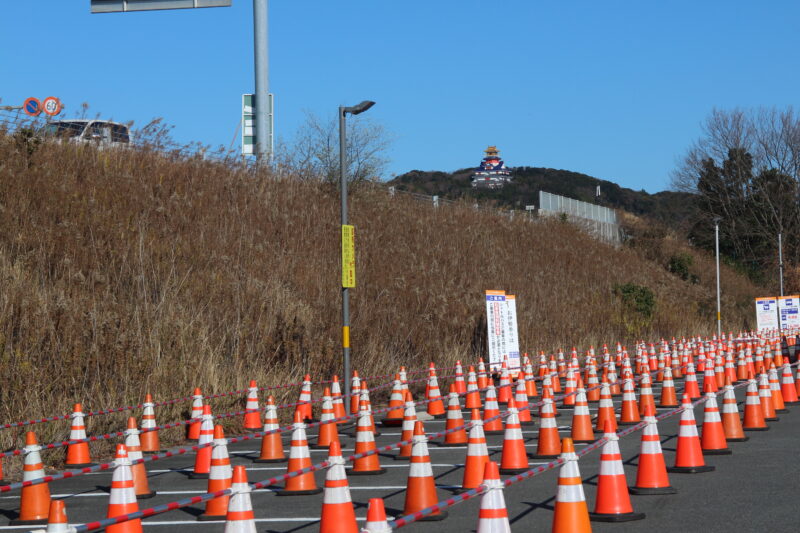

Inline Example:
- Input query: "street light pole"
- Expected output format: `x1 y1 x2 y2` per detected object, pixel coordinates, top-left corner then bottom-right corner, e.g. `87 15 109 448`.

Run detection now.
339 100 375 399
714 217 722 338
779 232 784 297
253 0 270 162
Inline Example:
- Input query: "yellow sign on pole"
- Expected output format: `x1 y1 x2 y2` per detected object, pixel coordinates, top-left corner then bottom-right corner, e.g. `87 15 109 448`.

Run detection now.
342 225 356 288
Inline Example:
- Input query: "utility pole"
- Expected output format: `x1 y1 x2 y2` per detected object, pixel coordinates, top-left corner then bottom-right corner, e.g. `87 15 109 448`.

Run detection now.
779 232 784 297
253 0 271 162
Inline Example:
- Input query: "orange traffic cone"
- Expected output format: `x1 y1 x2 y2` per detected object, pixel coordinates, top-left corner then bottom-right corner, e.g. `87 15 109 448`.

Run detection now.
358 386 380 437
350 374 361 415
721 378 747 442
403 421 447 520
395 391 416 461
381 377 405 426
589 421 645 522
659 366 678 407
348 400 386 475
780 364 799 404
189 405 214 479
276 411 322 495
514 378 533 426
683 363 701 399
297 374 314 423
497 364 512 404
124 417 156 499
314 388 340 450
585 364 600 403
700 392 731 455
363 498 390 533
459 409 489 492
619 373 641 425
10 431 51 525
743 374 769 431
629 404 676 495
552 438 591 533
531 390 561 459
426 371 446 418
482 385 504 435
106 445 142 533
439 385 467 447
187 388 203 440
667 395 715 473
224 466 255 533
254 396 285 463
139 394 160 453
44 500 70 533
475 462 511 531
758 372 779 421
477 358 489 390
499 396 529 474
768 365 787 413
637 371 656 417
243 380 261 430
331 375 347 419
595 380 617 433
571 384 595 444
465 368 482 409
319 441 358 533
525 361 539 398
562 368 577 407
454 360 467 394
65 403 95 468
198 426 232 520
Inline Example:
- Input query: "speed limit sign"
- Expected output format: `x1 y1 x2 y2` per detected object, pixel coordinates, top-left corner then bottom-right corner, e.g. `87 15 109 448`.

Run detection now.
42 97 63 117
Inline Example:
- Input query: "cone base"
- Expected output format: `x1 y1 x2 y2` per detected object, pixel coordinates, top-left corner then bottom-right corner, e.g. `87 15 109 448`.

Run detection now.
275 487 323 496
618 420 642 426
347 468 387 476
499 466 530 475
775 409 789 413
197 514 226 521
628 485 677 495
243 426 262 432
188 472 210 479
429 413 447 419
453 486 478 494
659 403 679 408
136 490 158 499
783 400 800 405
743 426 769 431
702 448 732 455
142 450 161 455
529 453 560 459
9 518 48 526
765 416 780 421
381 418 403 427
726 436 749 442
436 441 468 447
253 457 287 463
519 420 536 426
413 511 448 521
483 429 505 435
667 465 715 473
571 437 596 444
589 511 646 522
393 455 410 461
65 462 97 469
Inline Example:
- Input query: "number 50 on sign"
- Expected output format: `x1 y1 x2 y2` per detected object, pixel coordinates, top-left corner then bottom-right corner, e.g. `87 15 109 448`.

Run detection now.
342 225 356 288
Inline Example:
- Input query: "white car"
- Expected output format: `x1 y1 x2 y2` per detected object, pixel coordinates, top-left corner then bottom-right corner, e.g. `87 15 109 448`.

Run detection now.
44 119 132 147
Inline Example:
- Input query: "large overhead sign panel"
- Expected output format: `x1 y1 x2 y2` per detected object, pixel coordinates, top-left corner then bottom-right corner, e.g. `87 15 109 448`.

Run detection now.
91 0 231 13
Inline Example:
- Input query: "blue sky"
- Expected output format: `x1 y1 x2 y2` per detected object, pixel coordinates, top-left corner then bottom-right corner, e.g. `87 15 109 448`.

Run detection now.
2 1 798 192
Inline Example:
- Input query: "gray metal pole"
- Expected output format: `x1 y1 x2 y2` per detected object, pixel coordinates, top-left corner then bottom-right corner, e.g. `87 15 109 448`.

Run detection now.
340 106 350 399
779 232 784 297
253 0 270 162
715 221 722 337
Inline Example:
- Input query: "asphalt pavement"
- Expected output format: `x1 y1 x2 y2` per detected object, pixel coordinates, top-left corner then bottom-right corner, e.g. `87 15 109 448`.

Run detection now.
0 380 797 533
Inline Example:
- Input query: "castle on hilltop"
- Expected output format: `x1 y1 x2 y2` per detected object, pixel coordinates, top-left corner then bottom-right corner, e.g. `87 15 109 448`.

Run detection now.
470 146 513 189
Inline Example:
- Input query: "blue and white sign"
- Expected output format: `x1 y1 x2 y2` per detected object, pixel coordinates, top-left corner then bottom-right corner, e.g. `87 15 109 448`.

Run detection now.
485 290 521 371
755 297 779 331
778 296 800 330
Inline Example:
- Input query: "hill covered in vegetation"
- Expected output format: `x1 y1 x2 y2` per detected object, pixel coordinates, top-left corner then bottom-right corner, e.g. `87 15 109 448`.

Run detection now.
0 133 758 449
390 166 696 231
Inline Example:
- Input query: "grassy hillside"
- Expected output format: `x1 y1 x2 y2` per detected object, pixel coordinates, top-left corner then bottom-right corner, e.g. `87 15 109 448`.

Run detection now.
0 134 759 451
390 167 697 231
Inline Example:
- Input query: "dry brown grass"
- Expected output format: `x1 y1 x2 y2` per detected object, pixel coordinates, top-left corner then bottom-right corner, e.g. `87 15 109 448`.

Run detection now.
0 134 760 460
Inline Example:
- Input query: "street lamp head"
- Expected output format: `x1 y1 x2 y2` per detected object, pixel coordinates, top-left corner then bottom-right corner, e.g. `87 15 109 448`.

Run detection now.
712 216 722 225
344 100 375 116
